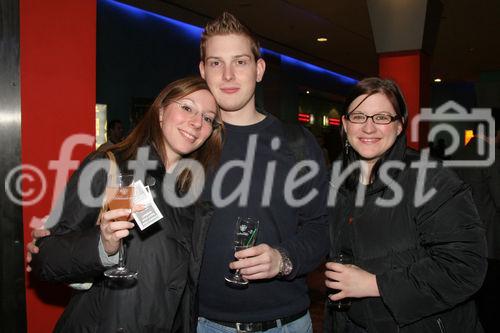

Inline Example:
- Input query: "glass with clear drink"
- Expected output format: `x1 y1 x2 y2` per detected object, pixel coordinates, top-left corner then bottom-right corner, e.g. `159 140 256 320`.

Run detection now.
327 252 354 311
224 217 259 287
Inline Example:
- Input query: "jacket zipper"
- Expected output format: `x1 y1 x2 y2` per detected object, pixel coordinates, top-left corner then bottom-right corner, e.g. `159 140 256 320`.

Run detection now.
437 318 446 333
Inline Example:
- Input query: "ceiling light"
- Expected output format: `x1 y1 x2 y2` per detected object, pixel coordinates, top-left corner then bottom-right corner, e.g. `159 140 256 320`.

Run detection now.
316 37 328 42
306 90 310 94
434 78 442 83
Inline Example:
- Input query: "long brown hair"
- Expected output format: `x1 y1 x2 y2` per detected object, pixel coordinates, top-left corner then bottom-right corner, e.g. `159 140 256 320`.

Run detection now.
106 76 224 191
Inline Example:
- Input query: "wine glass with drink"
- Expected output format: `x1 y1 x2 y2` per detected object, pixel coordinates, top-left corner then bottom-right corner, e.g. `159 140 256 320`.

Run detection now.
224 217 259 287
103 172 138 280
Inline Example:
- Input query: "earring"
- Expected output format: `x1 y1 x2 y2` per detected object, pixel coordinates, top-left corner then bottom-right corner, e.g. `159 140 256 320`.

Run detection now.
345 140 350 155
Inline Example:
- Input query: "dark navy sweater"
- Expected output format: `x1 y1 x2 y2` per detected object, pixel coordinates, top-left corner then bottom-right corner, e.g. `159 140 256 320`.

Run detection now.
198 113 329 322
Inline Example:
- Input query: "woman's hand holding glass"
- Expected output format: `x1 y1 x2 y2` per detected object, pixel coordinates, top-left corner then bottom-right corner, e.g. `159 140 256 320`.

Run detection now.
102 173 144 280
325 262 380 301
99 207 141 256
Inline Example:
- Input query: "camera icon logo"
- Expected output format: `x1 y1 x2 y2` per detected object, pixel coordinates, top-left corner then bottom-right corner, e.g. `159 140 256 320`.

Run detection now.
410 101 495 167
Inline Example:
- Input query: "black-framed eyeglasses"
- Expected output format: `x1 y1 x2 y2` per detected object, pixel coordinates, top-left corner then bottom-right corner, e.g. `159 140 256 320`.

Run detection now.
170 100 221 129
346 112 401 125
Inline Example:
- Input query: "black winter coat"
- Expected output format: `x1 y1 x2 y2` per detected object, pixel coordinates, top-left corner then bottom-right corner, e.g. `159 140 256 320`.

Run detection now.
325 138 487 333
31 147 214 333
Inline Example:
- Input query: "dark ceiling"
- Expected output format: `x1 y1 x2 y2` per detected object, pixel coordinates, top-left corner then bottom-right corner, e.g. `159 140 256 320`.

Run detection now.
156 0 500 82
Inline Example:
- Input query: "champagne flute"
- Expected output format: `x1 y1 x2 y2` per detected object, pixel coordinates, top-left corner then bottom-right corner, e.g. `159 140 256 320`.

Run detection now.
224 217 259 287
103 173 138 280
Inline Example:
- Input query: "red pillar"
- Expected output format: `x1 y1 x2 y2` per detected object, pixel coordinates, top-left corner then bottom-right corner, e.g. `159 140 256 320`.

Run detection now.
20 1 96 331
367 0 440 149
379 51 431 149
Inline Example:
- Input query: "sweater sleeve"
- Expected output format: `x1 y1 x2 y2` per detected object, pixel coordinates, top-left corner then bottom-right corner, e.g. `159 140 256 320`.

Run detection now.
31 152 110 282
278 129 329 279
376 167 487 325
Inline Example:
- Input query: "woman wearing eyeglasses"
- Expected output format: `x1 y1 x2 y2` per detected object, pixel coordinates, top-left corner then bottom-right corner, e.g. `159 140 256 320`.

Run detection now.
324 78 486 333
30 76 224 332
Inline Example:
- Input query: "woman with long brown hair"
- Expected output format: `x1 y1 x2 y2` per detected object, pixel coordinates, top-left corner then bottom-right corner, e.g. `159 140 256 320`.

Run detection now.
31 76 224 332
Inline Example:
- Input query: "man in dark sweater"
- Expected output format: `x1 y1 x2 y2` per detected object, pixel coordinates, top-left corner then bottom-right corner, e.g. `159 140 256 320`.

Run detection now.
196 12 329 333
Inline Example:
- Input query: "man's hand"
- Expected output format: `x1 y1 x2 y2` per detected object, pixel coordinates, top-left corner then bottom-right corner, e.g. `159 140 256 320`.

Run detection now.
324 262 380 301
229 244 283 280
26 228 51 272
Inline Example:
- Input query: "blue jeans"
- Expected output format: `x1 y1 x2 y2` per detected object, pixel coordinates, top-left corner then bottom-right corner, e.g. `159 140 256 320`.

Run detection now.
197 312 312 333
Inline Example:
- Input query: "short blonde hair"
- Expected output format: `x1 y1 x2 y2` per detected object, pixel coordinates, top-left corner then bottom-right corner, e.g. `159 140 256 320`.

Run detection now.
200 12 261 61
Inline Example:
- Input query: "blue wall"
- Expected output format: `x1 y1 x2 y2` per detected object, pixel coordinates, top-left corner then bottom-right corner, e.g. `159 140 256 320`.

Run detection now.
97 0 202 129
97 0 357 130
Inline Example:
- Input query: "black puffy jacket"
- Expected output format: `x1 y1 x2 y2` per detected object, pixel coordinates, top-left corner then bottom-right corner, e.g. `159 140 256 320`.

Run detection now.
31 147 214 333
325 138 487 333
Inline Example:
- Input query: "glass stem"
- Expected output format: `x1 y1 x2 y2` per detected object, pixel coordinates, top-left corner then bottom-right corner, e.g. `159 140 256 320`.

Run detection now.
117 239 125 269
